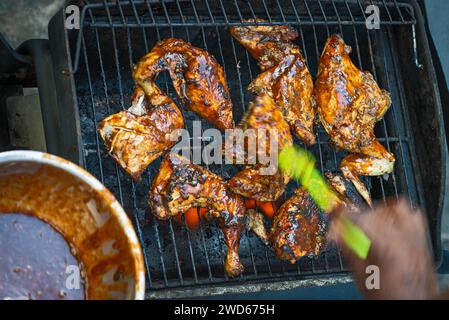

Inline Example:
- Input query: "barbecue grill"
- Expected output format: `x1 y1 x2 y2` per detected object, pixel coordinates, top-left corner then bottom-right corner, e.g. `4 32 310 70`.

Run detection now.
4 0 445 298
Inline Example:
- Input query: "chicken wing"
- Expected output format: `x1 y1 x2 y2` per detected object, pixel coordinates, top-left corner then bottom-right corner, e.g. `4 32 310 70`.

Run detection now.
230 21 316 144
98 86 184 180
149 153 246 277
314 34 395 205
227 93 292 201
325 172 366 212
133 38 233 130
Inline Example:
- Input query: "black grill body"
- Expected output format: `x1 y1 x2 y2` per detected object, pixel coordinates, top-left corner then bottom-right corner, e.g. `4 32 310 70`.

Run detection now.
45 0 445 298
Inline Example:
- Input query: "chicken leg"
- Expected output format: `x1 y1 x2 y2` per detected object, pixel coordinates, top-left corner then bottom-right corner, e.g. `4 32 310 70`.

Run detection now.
149 153 246 277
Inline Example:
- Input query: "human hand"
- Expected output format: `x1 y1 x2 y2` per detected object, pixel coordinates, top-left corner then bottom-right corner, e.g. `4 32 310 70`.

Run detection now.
329 198 437 299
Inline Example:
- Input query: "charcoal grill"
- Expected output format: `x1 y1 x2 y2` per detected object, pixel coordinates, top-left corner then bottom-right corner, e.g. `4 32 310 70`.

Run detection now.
36 0 446 298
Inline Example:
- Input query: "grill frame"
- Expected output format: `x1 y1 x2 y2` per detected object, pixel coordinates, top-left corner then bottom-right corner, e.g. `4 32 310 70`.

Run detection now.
46 0 446 298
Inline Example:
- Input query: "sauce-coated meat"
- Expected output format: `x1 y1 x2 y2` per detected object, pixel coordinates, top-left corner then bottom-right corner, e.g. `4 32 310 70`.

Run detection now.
100 38 234 179
149 153 246 277
270 189 327 263
228 94 292 201
314 34 395 205
98 86 184 180
270 173 364 263
230 21 316 144
133 38 234 130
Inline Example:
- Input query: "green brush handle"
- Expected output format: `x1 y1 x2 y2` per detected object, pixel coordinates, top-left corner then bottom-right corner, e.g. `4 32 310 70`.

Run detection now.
279 145 371 260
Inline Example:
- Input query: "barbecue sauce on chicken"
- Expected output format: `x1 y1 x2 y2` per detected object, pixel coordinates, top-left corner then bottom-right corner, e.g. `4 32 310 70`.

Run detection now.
0 213 86 300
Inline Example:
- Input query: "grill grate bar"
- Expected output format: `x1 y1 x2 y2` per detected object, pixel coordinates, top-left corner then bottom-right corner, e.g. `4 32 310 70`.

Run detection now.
349 22 393 202
164 6 200 279
119 0 173 285
393 0 406 22
331 1 344 35
175 23 216 282
209 24 261 278
356 0 368 21
179 25 213 282
151 22 188 286
385 28 425 207
194 26 231 281
188 0 201 24
89 7 156 287
144 0 156 24
381 0 394 22
85 20 415 28
365 21 401 199
111 0 172 286
224 15 265 279
298 13 335 277
81 9 159 291
300 13 350 270
232 1 277 273
81 137 410 153
80 34 105 185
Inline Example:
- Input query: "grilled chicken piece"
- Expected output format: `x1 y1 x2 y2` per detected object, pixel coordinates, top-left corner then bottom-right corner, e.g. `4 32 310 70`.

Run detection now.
149 153 246 277
270 188 327 263
314 34 395 205
270 173 363 263
98 86 184 179
229 165 286 202
325 172 365 212
230 21 316 144
246 209 269 245
227 93 292 201
133 38 233 130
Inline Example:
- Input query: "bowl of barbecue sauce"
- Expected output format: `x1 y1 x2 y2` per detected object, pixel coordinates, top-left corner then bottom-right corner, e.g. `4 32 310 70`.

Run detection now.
0 151 145 300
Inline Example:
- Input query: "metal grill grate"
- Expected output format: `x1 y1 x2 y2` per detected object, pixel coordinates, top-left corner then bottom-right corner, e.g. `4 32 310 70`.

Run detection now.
70 0 424 298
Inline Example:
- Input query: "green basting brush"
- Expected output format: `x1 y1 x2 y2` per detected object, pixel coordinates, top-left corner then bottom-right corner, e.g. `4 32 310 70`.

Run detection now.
278 145 371 260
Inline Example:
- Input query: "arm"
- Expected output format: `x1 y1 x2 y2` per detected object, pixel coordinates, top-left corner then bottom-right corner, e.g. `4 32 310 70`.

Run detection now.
329 199 438 299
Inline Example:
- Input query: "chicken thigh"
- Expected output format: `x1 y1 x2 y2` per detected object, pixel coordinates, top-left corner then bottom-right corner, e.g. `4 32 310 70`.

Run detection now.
270 172 364 263
270 188 327 263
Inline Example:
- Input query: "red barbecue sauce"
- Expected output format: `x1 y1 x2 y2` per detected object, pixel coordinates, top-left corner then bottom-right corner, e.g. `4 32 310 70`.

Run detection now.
0 213 86 300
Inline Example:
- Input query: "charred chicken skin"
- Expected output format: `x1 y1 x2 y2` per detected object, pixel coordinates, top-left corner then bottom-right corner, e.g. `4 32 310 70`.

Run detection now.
230 21 316 144
229 165 286 202
270 188 327 263
149 153 246 277
314 34 395 205
98 86 184 180
227 93 292 201
133 38 234 130
270 172 363 263
325 172 366 212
